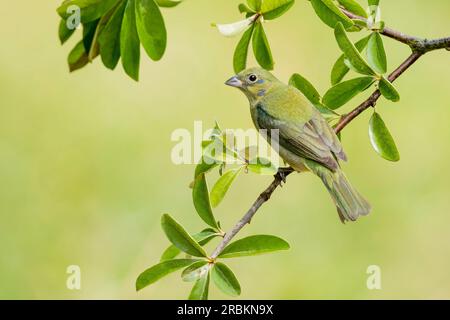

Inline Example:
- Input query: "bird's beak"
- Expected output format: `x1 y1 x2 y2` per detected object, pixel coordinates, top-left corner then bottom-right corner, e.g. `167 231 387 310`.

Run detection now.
225 76 243 88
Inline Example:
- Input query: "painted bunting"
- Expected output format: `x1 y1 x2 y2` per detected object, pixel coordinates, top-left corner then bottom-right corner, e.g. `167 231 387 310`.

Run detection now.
225 67 371 223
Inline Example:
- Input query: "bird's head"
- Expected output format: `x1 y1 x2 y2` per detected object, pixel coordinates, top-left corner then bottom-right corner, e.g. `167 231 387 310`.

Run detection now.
225 67 280 102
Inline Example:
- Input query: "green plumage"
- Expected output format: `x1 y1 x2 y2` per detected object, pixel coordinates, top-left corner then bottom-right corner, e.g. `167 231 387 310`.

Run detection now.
226 67 371 223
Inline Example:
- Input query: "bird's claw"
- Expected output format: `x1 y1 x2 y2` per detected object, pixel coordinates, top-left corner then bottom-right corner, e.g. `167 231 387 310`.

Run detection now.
278 170 287 185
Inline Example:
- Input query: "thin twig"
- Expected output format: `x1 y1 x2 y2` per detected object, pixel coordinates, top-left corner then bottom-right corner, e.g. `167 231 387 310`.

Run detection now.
341 8 450 52
209 12 450 260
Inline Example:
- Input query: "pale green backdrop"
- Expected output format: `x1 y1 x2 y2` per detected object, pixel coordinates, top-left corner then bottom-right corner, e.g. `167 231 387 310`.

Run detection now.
1 0 449 299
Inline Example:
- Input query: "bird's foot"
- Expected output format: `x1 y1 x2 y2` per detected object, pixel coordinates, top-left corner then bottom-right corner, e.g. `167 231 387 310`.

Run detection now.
277 167 293 185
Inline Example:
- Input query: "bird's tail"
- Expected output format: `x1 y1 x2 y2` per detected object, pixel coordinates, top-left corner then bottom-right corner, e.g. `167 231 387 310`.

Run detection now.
312 165 371 223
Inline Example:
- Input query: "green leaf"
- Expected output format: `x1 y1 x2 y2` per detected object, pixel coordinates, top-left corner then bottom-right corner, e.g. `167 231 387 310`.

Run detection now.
247 157 279 175
155 0 183 7
182 261 210 282
161 214 208 257
192 173 219 229
98 1 126 70
323 76 375 109
331 35 370 85
219 235 290 258
314 103 340 121
378 77 400 102
368 0 380 6
188 272 210 300
233 24 255 73
68 41 89 72
59 19 75 44
247 0 262 11
367 32 387 74
210 168 243 208
239 3 255 14
289 73 321 104
211 263 241 297
310 0 354 29
85 7 118 61
135 0 167 61
262 0 295 20
82 20 99 54
337 0 368 18
334 23 377 76
160 228 220 262
160 245 181 262
252 22 274 70
136 259 196 291
369 112 400 161
57 0 118 23
121 0 141 81
194 157 219 179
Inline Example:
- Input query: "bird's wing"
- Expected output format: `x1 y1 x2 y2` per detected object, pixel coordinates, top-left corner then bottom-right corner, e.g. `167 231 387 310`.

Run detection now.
255 88 346 171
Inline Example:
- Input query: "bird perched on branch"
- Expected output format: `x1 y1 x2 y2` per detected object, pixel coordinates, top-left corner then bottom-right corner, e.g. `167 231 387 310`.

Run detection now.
225 67 371 223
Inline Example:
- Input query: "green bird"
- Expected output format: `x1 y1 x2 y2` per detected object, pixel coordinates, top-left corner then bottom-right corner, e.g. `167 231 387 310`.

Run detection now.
225 67 371 223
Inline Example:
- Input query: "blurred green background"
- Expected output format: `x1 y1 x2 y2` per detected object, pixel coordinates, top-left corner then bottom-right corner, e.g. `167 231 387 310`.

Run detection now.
1 0 449 299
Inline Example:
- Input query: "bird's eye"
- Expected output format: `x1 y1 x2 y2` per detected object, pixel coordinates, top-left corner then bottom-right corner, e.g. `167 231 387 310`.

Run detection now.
248 74 258 83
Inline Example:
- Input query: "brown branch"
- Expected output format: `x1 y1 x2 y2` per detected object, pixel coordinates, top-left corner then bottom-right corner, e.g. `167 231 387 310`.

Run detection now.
209 11 450 260
341 9 450 52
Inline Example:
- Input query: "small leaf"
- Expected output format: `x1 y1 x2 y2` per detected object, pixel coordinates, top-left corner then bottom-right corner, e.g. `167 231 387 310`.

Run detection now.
252 22 274 70
160 245 181 262
59 19 75 44
247 157 278 175
155 0 183 7
369 112 400 162
193 174 219 229
214 15 256 38
334 23 377 76
323 76 375 109
368 0 380 6
337 0 368 18
211 263 241 297
161 228 220 262
121 0 141 81
83 19 99 54
68 41 89 72
219 235 290 258
247 0 262 11
161 214 208 257
262 0 295 20
239 3 255 14
331 35 370 85
378 77 400 102
210 168 243 208
314 103 340 121
310 0 354 29
233 24 255 73
202 136 242 165
367 32 387 74
57 0 118 24
194 157 219 179
86 8 117 61
135 0 167 61
136 259 196 291
98 1 126 70
182 261 210 282
188 272 210 300
289 73 321 104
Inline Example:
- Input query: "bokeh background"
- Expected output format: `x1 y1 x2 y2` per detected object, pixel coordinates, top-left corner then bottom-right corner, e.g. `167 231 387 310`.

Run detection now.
1 0 449 299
